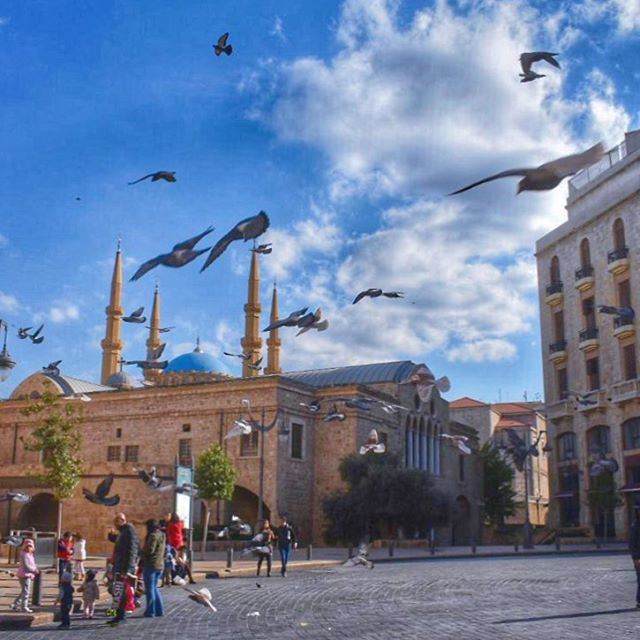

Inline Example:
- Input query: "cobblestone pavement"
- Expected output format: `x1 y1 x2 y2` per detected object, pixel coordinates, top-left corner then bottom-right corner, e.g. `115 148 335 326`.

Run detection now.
3 553 639 639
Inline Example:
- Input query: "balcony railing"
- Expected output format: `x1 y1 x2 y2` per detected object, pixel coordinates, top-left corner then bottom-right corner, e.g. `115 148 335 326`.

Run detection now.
579 327 599 341
549 340 567 353
575 265 594 280
569 139 627 194
546 281 563 295
608 247 629 263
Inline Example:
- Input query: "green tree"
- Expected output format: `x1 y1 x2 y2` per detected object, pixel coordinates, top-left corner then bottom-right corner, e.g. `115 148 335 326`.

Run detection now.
20 382 84 537
480 442 516 527
587 470 623 541
194 444 236 555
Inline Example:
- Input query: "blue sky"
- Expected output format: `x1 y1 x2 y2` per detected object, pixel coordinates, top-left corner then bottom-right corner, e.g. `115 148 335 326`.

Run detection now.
1 0 639 402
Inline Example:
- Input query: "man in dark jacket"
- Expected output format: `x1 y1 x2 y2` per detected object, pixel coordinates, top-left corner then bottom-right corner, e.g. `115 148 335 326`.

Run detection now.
108 512 140 626
630 507 640 607
276 516 297 577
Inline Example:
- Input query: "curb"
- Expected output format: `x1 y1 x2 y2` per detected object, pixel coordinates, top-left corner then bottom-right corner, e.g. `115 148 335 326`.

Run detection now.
205 560 342 579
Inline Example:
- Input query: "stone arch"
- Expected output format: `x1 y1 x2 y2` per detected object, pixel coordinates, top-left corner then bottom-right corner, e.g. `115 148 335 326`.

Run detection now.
227 485 270 527
452 495 471 546
15 492 58 532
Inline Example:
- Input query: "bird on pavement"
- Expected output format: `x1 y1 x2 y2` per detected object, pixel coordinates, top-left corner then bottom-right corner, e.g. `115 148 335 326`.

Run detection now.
129 227 215 281
128 171 176 185
213 32 233 57
82 475 120 507
448 143 604 195
352 289 404 304
519 51 560 82
200 212 270 271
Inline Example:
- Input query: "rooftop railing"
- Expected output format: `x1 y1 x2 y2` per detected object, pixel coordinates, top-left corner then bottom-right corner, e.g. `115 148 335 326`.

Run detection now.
569 140 628 194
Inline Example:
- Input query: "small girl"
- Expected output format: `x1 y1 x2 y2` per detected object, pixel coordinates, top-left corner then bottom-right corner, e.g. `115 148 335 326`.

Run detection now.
73 533 87 581
78 569 100 619
162 544 175 587
58 572 75 630
11 538 39 613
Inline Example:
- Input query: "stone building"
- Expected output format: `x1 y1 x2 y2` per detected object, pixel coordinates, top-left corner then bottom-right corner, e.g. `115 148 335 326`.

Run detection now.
0 246 481 554
450 398 550 527
536 129 640 540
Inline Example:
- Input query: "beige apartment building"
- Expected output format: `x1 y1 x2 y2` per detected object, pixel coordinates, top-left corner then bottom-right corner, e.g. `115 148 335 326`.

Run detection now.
536 129 640 540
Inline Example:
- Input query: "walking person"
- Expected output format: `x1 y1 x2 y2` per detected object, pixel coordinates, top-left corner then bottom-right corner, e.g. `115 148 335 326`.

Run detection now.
10 538 39 613
57 572 74 630
256 519 276 578
73 533 87 581
78 569 100 619
630 506 640 608
107 512 140 627
141 519 165 618
276 516 297 577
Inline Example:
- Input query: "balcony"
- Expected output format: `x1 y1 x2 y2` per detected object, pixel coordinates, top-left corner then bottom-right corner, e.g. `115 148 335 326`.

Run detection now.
545 281 564 306
610 379 640 404
613 314 635 340
607 247 630 275
546 399 573 421
574 265 595 291
575 390 605 413
578 327 599 352
548 339 568 363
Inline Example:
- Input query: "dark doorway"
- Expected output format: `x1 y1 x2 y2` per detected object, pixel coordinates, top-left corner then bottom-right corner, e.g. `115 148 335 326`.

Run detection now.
452 495 471 545
16 493 58 531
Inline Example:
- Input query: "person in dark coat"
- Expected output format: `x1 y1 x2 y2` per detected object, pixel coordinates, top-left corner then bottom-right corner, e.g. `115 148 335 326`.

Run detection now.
140 519 165 618
276 516 297 577
629 507 640 607
108 512 140 626
256 519 276 578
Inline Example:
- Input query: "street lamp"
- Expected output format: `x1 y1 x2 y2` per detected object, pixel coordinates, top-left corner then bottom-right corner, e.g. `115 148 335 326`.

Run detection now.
0 320 16 383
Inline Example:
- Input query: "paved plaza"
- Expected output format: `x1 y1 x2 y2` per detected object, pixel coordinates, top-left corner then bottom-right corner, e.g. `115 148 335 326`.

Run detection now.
3 553 639 639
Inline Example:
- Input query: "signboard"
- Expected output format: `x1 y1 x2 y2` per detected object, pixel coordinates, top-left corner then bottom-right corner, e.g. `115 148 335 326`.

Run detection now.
174 465 193 526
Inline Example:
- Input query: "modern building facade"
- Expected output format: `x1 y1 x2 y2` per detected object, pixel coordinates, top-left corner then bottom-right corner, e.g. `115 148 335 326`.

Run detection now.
536 129 640 540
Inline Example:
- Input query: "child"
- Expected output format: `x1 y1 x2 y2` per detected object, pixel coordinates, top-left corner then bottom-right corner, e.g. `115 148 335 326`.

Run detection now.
58 572 74 630
11 538 39 613
162 544 175 587
73 533 86 581
77 569 99 619
56 532 74 580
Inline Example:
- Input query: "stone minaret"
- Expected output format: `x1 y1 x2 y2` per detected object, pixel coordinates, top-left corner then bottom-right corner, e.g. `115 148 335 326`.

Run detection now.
145 283 163 382
100 242 124 385
264 281 282 375
241 250 262 378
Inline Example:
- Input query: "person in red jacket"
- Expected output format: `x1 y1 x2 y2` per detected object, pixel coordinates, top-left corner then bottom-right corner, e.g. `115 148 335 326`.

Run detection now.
57 532 74 581
166 513 184 550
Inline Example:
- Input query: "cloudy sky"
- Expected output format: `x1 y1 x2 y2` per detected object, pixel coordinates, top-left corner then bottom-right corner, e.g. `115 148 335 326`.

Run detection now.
1 0 638 401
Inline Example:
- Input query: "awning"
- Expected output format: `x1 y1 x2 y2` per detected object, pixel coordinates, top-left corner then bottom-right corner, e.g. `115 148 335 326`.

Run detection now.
554 492 576 499
619 483 640 493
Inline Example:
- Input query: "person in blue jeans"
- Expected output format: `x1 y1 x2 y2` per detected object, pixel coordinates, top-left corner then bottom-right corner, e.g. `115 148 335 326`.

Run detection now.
141 519 165 618
276 516 297 577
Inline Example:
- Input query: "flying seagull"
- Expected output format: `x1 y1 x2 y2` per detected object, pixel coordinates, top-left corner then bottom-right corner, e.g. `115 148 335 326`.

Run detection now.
128 171 176 185
223 351 251 361
183 586 217 612
448 143 604 195
122 307 146 324
200 211 270 271
323 405 346 423
440 433 472 455
352 289 404 304
252 243 272 255
0 491 31 504
82 474 120 507
359 429 386 455
224 419 253 440
42 360 62 376
130 226 215 281
213 32 233 57
263 307 309 332
597 305 635 323
519 51 560 82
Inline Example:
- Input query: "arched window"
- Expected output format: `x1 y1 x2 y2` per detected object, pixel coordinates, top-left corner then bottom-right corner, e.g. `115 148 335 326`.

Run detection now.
623 417 640 450
613 218 626 252
580 238 591 269
557 432 577 461
550 255 561 283
587 425 610 455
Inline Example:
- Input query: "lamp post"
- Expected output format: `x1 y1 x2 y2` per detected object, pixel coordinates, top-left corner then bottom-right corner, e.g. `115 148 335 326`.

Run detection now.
0 320 16 384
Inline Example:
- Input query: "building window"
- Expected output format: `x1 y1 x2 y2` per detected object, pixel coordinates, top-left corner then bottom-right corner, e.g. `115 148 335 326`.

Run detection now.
556 367 568 400
107 446 121 462
178 439 192 466
116 428 122 439
623 343 637 380
554 310 565 342
586 357 600 391
623 418 640 450
587 425 610 455
613 218 626 252
240 431 259 457
579 238 591 269
582 296 596 330
618 279 632 309
124 445 139 463
458 454 465 482
290 423 303 460
550 255 561 283
557 432 576 461
182 423 191 433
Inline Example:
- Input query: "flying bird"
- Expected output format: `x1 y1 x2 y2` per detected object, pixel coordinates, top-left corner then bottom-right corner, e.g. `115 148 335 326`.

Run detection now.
224 419 253 440
263 307 309 332
440 433 472 455
17 326 31 339
241 399 283 432
176 482 199 498
148 343 166 361
335 397 375 411
124 359 169 370
248 356 263 371
122 307 146 324
183 586 217 612
42 360 62 376
352 289 405 304
217 514 252 539
128 171 176 185
343 544 374 569
359 429 386 455
299 400 321 413
213 32 233 56
82 475 120 507
589 445 619 477
134 466 173 491
223 351 250 361
130 226 215 281
323 405 346 423
401 369 450 402
296 308 329 336
146 326 175 333
566 389 598 406
252 243 272 255
597 305 635 322
243 532 271 556
3 535 24 547
519 51 560 82
200 212 270 271
0 491 31 504
20 324 44 344
448 143 604 196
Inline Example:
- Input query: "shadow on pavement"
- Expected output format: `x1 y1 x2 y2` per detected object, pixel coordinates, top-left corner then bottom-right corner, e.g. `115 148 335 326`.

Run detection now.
495 607 638 624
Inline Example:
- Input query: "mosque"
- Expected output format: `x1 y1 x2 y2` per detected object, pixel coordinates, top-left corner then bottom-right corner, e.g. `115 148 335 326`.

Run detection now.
0 247 481 554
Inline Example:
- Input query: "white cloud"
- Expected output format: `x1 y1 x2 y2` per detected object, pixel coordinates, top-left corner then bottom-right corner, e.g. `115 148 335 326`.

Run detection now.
271 15 286 42
49 303 80 323
448 339 518 363
0 291 20 314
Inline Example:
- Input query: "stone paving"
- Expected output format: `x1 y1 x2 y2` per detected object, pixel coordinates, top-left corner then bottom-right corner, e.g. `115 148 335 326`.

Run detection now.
2 553 639 639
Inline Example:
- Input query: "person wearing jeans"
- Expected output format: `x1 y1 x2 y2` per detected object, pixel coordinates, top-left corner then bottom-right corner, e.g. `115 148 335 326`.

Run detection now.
141 519 165 618
276 516 297 577
108 513 140 626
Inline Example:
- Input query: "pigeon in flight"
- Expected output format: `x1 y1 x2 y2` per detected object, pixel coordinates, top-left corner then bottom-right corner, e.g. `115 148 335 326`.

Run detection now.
134 466 173 491
359 429 386 455
566 389 598 407
224 351 250 361
296 308 329 336
122 307 146 324
263 307 309 332
0 491 31 504
224 419 253 440
17 326 31 339
597 305 635 322
200 212 270 271
502 428 538 472
2 535 24 547
589 445 619 477
213 32 233 56
29 325 45 344
335 397 375 411
183 586 217 612
176 482 199 498
130 227 215 281
243 532 271 556
323 405 346 423
248 356 263 371
217 514 252 539
125 359 169 370
252 243 272 255
449 143 604 195
343 544 374 569
299 400 321 413
43 360 62 376
146 325 176 334
402 368 450 402
83 474 120 507
128 171 176 185
440 433 472 455
519 51 560 82
241 398 283 433
352 289 404 305
148 343 166 361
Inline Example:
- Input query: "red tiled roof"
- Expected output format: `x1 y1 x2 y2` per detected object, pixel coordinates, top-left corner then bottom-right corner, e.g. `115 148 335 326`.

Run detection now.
491 402 535 415
494 416 529 430
449 396 487 409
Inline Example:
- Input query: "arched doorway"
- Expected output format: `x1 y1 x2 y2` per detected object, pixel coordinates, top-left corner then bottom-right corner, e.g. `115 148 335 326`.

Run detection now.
452 495 471 546
227 486 270 526
16 493 58 531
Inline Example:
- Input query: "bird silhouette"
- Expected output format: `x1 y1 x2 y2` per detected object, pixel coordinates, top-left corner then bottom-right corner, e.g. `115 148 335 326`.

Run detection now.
128 171 176 185
352 289 404 304
183 586 217 612
252 243 272 255
42 360 62 376
82 475 120 507
323 405 346 422
263 307 309 332
519 51 560 82
122 307 146 324
0 491 31 503
213 32 233 56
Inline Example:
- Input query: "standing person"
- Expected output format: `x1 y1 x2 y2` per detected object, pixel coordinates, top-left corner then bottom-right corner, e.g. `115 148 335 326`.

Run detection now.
73 533 87 581
78 569 100 619
162 544 176 587
107 512 140 627
140 519 165 618
56 532 74 581
166 513 185 551
276 516 297 577
630 506 640 608
255 519 275 578
57 572 74 630
10 538 39 613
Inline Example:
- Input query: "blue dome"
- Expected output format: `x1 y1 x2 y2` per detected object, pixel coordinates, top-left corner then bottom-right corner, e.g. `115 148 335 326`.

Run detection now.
164 343 230 375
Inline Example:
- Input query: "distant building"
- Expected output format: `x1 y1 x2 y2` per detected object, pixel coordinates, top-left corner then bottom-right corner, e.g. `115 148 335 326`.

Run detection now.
536 129 640 540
